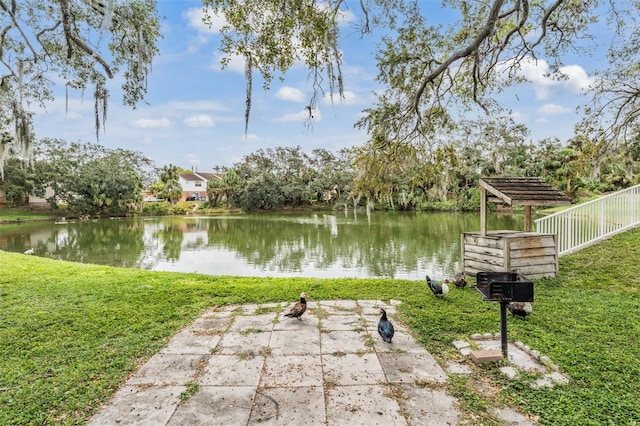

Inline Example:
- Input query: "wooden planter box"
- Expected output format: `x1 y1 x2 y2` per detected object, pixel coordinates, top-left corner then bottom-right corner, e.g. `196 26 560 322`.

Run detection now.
462 230 558 279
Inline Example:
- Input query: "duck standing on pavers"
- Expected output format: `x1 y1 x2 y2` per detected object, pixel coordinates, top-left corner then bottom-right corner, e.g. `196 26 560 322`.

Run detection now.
508 301 532 319
378 308 394 343
284 292 308 320
426 275 450 297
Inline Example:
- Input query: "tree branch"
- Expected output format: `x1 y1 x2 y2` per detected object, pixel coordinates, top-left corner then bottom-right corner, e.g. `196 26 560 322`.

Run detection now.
359 0 370 33
530 0 565 48
0 0 39 61
79 0 121 26
58 0 114 78
412 0 507 116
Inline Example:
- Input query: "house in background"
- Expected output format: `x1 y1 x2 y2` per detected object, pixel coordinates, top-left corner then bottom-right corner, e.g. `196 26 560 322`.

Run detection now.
0 185 54 208
178 172 222 201
25 187 56 207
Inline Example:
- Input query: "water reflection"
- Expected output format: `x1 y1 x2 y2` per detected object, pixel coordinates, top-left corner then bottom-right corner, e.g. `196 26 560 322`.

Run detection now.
0 212 524 279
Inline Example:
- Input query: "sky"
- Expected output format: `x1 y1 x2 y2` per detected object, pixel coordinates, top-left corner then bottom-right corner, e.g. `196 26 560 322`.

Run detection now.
31 0 605 172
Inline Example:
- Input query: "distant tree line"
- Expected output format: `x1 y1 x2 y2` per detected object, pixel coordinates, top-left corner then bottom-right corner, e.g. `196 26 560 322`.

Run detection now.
207 119 640 212
2 123 639 215
1 138 155 215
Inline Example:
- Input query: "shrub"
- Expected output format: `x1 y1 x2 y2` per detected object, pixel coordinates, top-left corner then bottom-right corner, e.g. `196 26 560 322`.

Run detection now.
142 202 169 215
170 205 186 215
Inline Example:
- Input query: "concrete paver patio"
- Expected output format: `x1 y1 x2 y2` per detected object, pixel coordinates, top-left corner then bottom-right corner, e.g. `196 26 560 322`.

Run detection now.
88 299 461 425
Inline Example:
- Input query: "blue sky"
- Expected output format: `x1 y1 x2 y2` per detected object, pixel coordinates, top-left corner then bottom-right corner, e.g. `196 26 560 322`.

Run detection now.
32 0 602 171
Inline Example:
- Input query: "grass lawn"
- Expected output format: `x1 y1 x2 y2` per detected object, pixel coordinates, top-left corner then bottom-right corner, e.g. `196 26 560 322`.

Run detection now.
1 228 639 425
0 207 58 223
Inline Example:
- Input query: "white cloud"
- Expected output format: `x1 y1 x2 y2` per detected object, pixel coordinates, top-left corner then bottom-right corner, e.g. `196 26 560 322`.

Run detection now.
315 2 355 25
559 64 596 93
497 57 595 100
243 133 260 143
168 100 228 111
185 4 353 36
185 153 201 165
323 90 360 105
140 137 153 145
276 87 306 102
185 8 225 34
130 118 172 128
510 111 524 121
62 111 84 120
537 104 572 115
336 9 356 25
212 52 246 74
508 57 550 83
274 107 322 122
31 96 90 117
183 114 215 127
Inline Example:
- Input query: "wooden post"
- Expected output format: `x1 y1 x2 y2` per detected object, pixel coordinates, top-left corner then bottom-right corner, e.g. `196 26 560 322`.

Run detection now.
524 205 532 232
480 186 487 236
460 233 465 274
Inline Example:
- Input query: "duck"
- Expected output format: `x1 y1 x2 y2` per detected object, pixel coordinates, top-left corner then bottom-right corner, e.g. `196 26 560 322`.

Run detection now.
284 292 308 320
426 275 450 296
454 272 467 288
377 308 395 343
508 301 532 319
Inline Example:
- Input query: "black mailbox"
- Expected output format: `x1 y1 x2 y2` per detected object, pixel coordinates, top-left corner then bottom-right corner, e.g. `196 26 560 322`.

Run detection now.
475 271 534 302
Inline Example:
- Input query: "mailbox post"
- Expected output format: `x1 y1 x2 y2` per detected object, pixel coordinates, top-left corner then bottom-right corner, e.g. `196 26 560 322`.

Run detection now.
474 272 534 357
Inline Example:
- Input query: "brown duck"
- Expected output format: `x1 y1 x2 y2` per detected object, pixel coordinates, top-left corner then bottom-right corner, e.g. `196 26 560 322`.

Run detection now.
454 272 467 288
284 292 308 320
508 301 532 319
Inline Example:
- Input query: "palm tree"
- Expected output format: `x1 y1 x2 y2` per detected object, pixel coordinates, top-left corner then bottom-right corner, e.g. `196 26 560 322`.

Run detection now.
159 165 182 205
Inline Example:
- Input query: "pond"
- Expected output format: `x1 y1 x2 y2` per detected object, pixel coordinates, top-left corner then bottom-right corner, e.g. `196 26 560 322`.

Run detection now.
0 211 525 279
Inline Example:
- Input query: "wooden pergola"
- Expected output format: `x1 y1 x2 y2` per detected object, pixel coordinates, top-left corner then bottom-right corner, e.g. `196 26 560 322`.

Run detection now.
479 177 572 235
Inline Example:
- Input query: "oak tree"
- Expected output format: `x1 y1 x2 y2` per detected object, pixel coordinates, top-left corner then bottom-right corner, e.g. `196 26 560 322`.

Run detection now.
203 0 638 149
0 0 161 176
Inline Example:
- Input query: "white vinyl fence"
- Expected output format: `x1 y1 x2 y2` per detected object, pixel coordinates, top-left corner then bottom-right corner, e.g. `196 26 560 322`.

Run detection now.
534 184 640 256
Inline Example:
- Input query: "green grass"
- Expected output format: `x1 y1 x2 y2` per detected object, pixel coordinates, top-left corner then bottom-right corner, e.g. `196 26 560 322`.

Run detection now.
0 207 58 222
179 381 200 401
1 228 640 425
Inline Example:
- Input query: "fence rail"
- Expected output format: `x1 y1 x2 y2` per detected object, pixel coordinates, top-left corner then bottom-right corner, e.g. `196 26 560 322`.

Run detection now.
534 184 640 256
